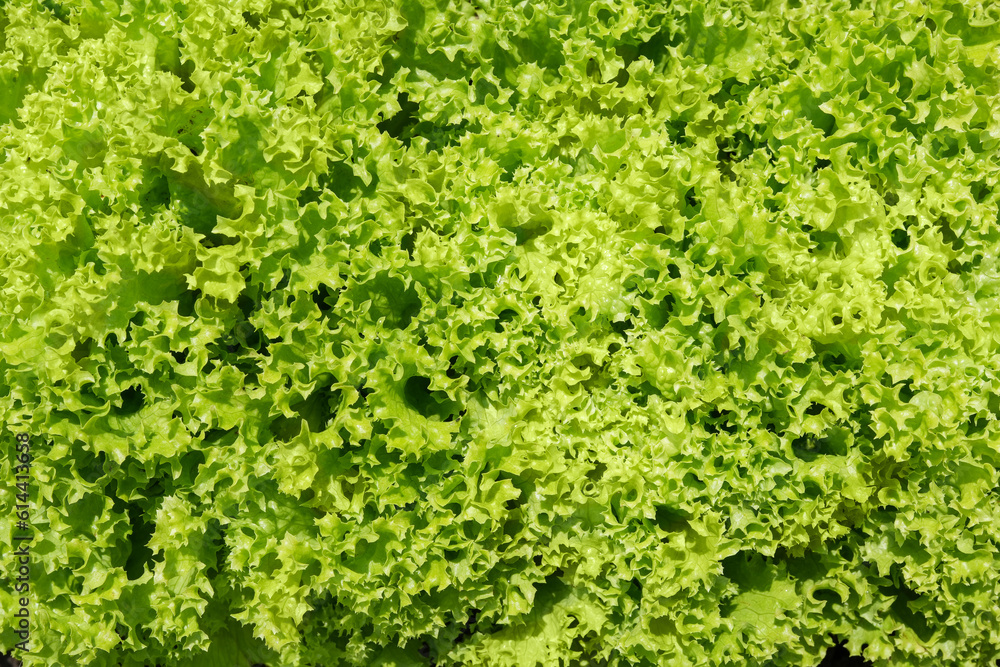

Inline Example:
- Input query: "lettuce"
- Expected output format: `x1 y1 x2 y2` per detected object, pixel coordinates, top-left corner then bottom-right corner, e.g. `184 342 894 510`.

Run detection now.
3 0 1000 665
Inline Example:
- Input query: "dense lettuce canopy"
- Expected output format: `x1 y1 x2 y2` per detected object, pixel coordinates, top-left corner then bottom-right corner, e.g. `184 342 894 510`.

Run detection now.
3 0 1000 665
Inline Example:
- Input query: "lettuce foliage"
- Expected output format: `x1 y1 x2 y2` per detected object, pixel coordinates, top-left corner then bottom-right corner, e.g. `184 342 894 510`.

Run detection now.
3 0 1000 665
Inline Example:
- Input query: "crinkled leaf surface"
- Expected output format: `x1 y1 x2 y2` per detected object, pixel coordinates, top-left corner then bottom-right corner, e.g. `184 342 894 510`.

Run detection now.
3 0 1000 666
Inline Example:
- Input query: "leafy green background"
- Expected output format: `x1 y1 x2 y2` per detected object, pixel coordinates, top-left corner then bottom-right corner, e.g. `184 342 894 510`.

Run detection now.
2 0 1000 665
